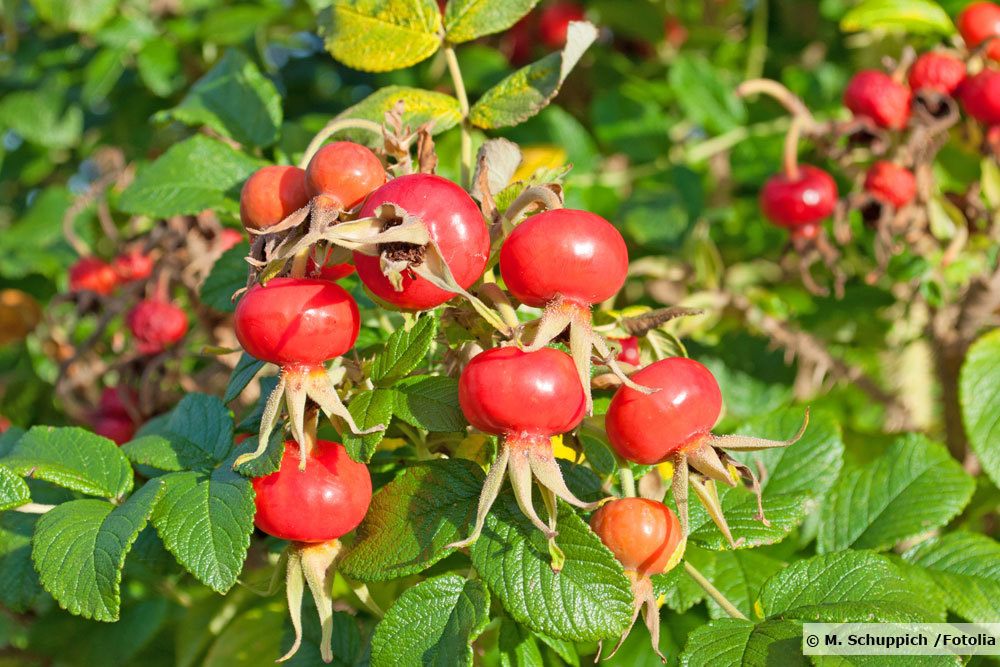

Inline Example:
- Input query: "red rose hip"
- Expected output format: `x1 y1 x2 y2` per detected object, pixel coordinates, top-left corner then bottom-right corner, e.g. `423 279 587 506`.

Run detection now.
539 1 585 48
960 69 1000 125
844 70 912 129
864 161 917 208
590 498 684 576
113 251 154 283
305 142 385 210
240 165 310 232
760 165 838 229
958 2 1000 61
69 257 119 295
908 52 966 95
127 299 188 354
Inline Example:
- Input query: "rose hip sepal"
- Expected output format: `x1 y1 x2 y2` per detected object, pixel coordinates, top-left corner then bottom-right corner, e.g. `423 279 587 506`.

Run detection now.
353 174 492 313
590 498 684 662
605 357 808 547
499 208 649 413
232 277 383 471
251 438 372 662
447 346 602 569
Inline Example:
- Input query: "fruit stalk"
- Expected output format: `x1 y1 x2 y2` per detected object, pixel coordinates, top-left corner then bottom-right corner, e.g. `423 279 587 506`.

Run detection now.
683 562 747 620
443 45 472 189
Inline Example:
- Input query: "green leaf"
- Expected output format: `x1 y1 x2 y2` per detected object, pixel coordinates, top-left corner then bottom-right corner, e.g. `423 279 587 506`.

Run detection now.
0 88 83 149
137 38 181 97
336 86 462 146
120 434 218 473
0 465 30 512
82 47 126 107
444 0 539 43
470 494 633 642
340 459 483 581
156 50 282 147
151 467 254 593
0 513 44 611
2 426 133 500
469 21 597 129
201 242 251 314
679 619 806 667
841 0 955 35
903 532 1000 623
818 435 974 553
960 329 1000 488
118 135 264 218
205 601 285 666
668 55 746 135
685 487 810 550
224 354 265 403
163 393 235 464
371 316 438 385
759 551 942 622
31 480 164 622
342 389 395 463
391 376 466 432
319 0 443 73
31 0 118 32
498 619 544 667
233 431 286 480
651 545 712 613
371 574 490 667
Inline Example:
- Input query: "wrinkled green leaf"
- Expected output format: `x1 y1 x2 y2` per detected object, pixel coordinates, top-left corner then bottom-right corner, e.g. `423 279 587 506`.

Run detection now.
0 465 30 512
319 0 442 72
336 87 462 146
679 619 805 667
904 532 1000 623
342 389 394 463
445 0 539 43
201 242 251 314
224 353 265 404
391 376 466 432
960 329 1000 488
372 316 438 385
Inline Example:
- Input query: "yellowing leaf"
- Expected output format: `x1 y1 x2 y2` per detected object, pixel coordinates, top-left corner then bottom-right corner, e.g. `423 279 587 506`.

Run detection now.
512 145 567 181
319 0 443 73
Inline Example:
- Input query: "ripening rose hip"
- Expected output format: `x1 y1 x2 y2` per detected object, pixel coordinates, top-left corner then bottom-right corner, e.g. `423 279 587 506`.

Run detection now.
606 357 807 548
239 165 310 232
69 257 119 295
252 439 371 543
113 251 154 283
844 70 912 129
127 299 188 354
354 174 489 311
450 346 599 558
864 161 917 208
760 165 838 230
908 52 966 95
958 2 1000 61
960 69 1000 125
305 142 385 210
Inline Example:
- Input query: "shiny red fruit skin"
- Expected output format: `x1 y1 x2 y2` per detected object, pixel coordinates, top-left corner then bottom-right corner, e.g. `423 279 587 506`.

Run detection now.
539 1 585 48
606 357 723 465
128 300 189 354
590 498 683 575
865 161 917 208
500 209 629 308
252 440 372 543
234 277 359 367
353 174 489 311
844 70 912 129
615 336 641 366
305 142 385 209
960 69 1000 125
958 2 1000 61
240 165 310 232
113 251 154 283
459 347 586 438
760 165 838 228
908 52 967 94
69 257 119 295
94 415 136 446
306 256 356 281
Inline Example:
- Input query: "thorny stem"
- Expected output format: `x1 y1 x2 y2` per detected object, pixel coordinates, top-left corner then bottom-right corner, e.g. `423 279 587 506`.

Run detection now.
737 79 817 126
299 118 385 169
443 45 472 189
684 562 748 620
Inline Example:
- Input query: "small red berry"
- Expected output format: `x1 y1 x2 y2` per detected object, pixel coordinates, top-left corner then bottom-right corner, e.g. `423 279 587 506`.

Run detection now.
615 336 641 366
113 251 154 283
127 299 189 354
218 228 244 252
500 209 629 308
605 357 722 465
760 165 838 229
908 52 967 95
252 439 372 543
539 1 585 48
234 278 359 367
590 498 683 576
958 2 1000 61
305 142 385 210
864 161 917 208
844 70 912 129
239 165 311 232
960 69 1000 124
354 174 489 311
69 257 119 295
459 347 585 438
664 16 688 49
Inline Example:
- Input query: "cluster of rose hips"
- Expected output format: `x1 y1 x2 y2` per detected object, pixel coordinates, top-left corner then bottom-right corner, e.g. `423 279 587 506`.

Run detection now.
750 1 1000 292
236 137 804 660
